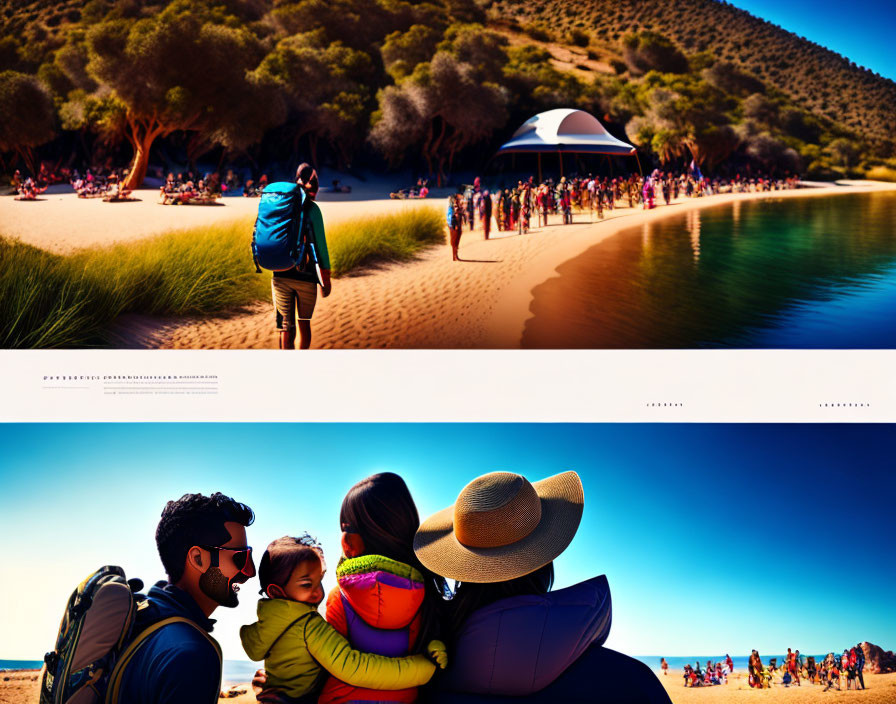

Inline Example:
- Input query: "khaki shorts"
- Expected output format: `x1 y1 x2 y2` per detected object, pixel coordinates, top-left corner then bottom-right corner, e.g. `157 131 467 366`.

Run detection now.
272 277 317 328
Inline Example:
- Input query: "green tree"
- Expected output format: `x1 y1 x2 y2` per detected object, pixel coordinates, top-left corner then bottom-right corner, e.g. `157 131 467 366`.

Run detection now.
702 60 764 97
257 32 376 168
78 6 282 189
742 93 779 127
827 137 860 170
626 77 739 170
381 24 441 81
370 51 506 184
0 70 56 174
622 32 688 76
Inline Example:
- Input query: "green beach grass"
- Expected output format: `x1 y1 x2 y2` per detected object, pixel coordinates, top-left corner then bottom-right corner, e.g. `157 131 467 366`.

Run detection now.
0 206 444 348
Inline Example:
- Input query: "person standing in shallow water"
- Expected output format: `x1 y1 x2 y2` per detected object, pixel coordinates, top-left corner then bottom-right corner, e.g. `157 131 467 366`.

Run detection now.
271 164 332 350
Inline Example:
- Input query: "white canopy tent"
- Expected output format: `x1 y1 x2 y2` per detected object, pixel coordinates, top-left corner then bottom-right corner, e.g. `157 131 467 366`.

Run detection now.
495 108 639 181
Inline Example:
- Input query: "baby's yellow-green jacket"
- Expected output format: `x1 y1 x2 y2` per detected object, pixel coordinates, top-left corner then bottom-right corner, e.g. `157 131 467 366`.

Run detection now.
240 598 437 699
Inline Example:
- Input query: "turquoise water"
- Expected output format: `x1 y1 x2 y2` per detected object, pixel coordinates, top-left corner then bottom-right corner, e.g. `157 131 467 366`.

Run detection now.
522 192 896 348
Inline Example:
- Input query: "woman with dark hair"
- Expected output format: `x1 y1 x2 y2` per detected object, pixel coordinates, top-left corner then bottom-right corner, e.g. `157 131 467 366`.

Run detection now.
315 473 447 704
270 163 332 349
414 471 671 704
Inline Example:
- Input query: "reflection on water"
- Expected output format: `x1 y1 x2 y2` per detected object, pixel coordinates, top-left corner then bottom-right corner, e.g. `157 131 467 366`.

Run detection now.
522 192 896 348
687 210 701 262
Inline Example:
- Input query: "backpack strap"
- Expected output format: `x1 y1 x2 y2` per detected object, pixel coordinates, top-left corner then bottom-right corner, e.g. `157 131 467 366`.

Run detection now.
105 616 222 704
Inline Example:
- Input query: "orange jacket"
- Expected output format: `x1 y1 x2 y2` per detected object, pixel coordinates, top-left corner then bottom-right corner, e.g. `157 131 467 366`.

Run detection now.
319 555 425 704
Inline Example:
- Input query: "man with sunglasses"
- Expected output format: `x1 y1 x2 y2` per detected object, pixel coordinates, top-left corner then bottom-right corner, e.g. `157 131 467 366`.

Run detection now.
118 492 256 703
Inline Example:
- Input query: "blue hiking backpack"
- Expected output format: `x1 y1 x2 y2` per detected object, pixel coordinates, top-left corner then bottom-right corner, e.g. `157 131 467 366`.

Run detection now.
251 181 315 272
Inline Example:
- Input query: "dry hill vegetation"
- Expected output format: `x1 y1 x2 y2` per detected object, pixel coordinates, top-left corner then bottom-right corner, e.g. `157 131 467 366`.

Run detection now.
1 0 894 186
491 0 896 148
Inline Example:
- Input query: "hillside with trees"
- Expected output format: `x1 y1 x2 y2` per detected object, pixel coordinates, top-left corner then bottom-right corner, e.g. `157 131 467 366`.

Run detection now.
1 0 894 187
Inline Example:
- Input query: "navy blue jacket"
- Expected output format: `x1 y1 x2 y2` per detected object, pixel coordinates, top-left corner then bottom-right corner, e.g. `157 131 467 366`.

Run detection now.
118 582 221 704
427 575 670 704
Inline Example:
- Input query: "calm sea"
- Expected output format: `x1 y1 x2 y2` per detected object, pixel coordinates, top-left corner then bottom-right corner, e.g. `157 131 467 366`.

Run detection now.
0 659 255 684
5 655 837 681
523 191 896 348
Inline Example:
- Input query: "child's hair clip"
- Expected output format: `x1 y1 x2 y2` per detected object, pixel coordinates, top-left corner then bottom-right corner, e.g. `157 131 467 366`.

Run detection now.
295 532 321 549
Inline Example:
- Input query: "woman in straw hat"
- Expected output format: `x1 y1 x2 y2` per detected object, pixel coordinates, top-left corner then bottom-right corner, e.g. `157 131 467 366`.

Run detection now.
414 470 670 703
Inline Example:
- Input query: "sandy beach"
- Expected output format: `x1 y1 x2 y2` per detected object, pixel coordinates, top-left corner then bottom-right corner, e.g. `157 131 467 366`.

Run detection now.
0 186 437 255
658 671 896 704
4 670 895 703
4 180 895 349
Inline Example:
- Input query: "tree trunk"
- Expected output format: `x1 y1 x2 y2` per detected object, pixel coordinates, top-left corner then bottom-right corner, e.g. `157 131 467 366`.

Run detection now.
123 136 152 190
421 122 434 181
430 118 448 187
122 115 172 190
18 146 37 178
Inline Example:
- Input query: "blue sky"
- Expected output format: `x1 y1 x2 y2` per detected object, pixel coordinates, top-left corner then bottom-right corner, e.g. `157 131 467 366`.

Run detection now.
2 423 893 663
729 0 896 80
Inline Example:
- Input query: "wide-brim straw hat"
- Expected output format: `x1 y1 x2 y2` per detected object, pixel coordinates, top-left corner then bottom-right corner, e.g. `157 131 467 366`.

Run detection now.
413 471 584 583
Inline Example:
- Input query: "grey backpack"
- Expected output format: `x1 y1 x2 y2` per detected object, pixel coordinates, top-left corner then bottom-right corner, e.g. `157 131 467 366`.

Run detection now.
39 565 221 704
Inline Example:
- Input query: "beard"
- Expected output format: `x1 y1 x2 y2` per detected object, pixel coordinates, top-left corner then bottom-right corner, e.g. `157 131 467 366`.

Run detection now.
199 567 241 608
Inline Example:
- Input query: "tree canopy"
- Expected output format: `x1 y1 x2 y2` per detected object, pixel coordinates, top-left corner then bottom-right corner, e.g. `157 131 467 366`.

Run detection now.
0 70 56 173
0 0 887 184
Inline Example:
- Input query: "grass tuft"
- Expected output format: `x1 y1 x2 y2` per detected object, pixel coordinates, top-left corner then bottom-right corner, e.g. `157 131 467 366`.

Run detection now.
327 207 444 276
0 206 444 348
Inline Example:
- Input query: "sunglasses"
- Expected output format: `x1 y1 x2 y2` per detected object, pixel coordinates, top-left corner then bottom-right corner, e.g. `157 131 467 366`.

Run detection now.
198 544 254 574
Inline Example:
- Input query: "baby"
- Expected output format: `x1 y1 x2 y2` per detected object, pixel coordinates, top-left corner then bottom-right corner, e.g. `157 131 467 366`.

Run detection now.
241 535 446 703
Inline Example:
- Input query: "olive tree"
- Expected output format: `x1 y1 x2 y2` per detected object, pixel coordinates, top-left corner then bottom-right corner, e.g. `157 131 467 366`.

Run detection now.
79 6 282 189
0 70 56 174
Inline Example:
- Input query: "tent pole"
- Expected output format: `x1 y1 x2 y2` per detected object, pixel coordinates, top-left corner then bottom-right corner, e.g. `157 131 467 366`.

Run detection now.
634 151 643 178
537 152 542 183
606 154 613 178
558 151 563 179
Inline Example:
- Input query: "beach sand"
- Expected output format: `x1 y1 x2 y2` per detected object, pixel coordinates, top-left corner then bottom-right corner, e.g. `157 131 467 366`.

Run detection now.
658 671 896 704
4 670 895 703
0 187 436 255
4 180 896 349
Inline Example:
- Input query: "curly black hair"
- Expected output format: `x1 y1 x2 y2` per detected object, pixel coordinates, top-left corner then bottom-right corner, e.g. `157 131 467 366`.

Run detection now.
155 492 255 582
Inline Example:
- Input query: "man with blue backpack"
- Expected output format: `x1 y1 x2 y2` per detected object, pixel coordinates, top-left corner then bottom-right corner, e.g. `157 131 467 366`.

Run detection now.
252 163 332 349
40 492 256 704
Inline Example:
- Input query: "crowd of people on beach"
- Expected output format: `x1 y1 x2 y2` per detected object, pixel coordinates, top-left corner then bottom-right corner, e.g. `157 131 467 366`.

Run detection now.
743 645 868 690
10 164 131 200
71 168 134 200
444 167 800 259
390 178 431 199
7 162 281 203
667 654 734 687
11 171 47 200
158 171 224 205
39 472 673 704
